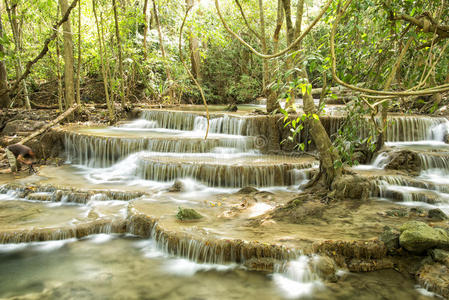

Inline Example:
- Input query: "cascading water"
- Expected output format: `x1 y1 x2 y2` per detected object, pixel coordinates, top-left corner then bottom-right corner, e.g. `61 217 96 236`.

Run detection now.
362 116 449 215
64 109 316 188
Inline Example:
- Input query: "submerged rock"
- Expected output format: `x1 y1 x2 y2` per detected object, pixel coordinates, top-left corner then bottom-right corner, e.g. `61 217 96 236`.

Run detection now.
428 208 448 221
379 226 400 253
176 207 203 221
399 221 449 253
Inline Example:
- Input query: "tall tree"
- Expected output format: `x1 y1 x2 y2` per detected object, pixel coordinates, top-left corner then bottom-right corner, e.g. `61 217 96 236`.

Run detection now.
152 0 174 101
266 0 283 113
112 0 126 107
93 0 114 121
0 5 10 108
59 0 76 109
143 0 149 60
75 0 81 107
5 0 30 109
186 0 201 81
258 0 268 92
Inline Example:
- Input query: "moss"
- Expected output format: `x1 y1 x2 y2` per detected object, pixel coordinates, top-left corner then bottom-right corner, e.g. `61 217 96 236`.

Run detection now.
176 207 203 221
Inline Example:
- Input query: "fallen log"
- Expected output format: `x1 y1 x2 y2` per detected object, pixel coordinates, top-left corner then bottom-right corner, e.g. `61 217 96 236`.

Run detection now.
0 105 78 162
18 105 78 145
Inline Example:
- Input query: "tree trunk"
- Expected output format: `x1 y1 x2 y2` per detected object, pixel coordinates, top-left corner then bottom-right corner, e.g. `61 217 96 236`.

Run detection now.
258 0 268 93
152 0 174 102
0 10 10 108
59 0 76 109
267 0 283 113
303 87 341 187
55 15 64 112
112 0 126 107
5 0 30 109
143 0 149 59
186 0 201 81
92 0 114 121
293 0 304 51
281 0 295 108
75 0 81 107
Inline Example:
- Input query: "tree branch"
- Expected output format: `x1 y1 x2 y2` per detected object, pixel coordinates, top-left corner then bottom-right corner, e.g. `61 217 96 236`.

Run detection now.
214 0 333 60
330 0 449 97
0 0 79 98
234 0 261 40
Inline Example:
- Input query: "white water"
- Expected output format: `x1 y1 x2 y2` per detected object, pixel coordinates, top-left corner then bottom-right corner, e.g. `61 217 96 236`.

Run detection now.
364 117 449 217
272 256 323 299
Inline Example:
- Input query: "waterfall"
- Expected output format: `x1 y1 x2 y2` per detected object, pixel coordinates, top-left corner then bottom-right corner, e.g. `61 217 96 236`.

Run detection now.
386 116 449 142
418 153 449 170
65 132 257 168
272 256 323 299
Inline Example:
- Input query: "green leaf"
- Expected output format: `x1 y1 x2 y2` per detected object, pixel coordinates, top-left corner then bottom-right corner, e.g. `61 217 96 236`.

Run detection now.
312 114 319 120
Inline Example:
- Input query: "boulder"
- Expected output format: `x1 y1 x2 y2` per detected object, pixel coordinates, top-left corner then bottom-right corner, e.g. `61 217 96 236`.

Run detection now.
428 208 448 221
176 207 203 221
399 221 449 253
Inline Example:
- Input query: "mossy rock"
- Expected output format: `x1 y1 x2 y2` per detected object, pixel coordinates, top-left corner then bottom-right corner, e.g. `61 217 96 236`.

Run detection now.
176 207 203 221
399 221 449 253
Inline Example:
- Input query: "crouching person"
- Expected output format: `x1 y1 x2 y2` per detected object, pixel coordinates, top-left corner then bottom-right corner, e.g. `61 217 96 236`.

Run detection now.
4 144 35 174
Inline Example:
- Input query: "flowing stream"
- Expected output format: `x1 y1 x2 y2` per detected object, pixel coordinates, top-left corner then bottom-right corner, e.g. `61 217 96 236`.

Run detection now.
0 108 446 299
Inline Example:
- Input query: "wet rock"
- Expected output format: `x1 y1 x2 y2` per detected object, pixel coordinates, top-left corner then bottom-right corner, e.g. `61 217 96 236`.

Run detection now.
330 175 372 200
429 249 449 267
428 208 448 221
384 150 421 175
168 180 185 192
399 221 449 253
313 255 338 282
237 186 258 194
416 263 449 299
379 226 400 253
176 207 203 221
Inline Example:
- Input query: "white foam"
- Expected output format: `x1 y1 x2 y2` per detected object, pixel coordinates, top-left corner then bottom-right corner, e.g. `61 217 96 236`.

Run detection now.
135 240 166 259
116 119 158 129
163 258 236 277
86 234 115 244
32 239 77 252
272 256 323 299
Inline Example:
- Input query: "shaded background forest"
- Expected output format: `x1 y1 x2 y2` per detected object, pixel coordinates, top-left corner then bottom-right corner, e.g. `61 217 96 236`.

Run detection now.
0 0 448 112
